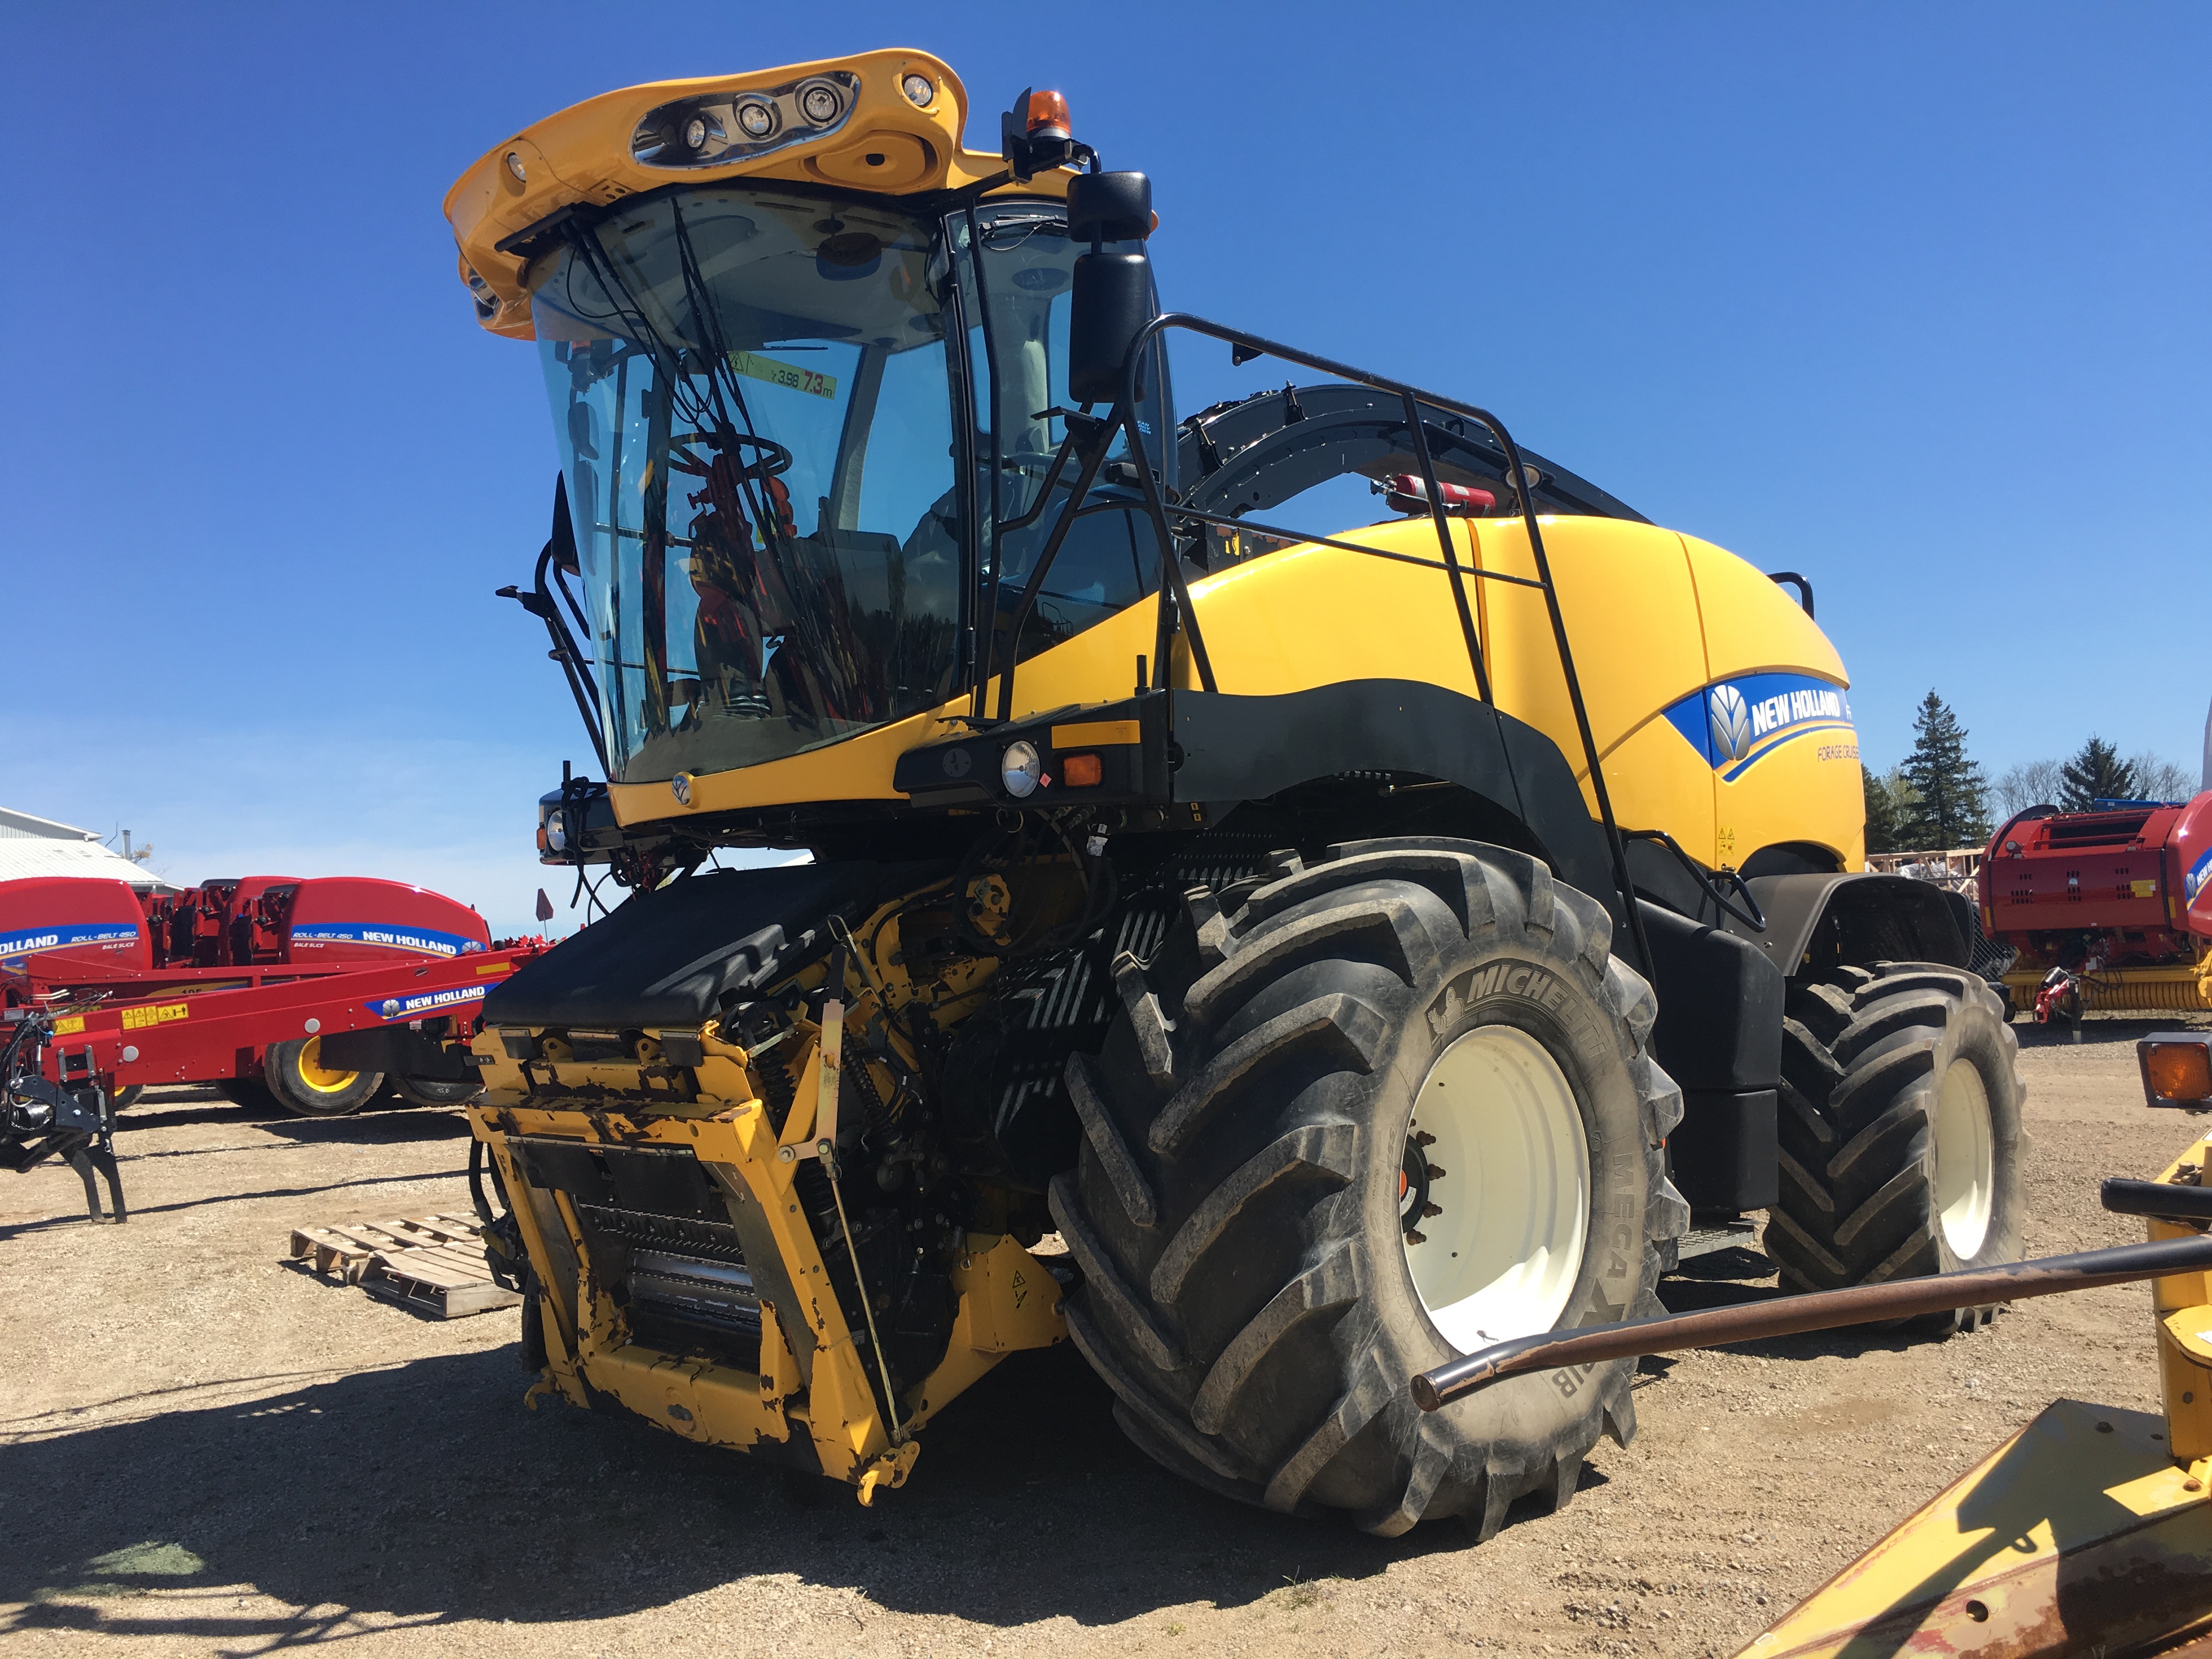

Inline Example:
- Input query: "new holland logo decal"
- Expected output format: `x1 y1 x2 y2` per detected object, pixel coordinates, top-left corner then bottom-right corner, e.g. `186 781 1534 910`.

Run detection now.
1663 672 1854 781
1708 684 1754 765
365 982 500 1022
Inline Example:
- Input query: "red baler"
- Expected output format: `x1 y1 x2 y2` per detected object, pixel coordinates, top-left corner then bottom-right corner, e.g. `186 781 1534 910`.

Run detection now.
2 873 499 1115
1983 794 2212 1016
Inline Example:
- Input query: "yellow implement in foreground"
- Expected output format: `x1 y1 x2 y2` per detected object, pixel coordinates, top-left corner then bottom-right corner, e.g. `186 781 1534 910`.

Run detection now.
1736 1133 2212 1658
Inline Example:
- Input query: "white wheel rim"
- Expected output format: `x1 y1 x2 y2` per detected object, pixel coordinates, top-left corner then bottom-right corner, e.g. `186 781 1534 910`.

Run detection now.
1404 1025 1589 1351
1932 1057 1995 1259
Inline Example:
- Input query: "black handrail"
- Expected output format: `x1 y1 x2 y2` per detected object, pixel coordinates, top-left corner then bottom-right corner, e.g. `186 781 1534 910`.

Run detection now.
991 417 1122 721
1069 311 1654 974
1768 571 1815 618
1153 499 1553 589
1624 828 1767 933
499 534 611 777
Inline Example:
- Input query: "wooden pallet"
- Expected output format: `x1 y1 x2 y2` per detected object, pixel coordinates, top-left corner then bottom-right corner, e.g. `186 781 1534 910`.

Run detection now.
285 1212 521 1319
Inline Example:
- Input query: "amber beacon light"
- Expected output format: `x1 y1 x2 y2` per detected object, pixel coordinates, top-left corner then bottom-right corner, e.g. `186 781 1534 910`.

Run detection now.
1026 88 1071 140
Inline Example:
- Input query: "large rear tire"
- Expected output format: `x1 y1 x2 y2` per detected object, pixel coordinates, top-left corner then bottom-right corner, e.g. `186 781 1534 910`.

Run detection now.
1768 963 2026 1330
264 1038 384 1118
1054 838 1688 1537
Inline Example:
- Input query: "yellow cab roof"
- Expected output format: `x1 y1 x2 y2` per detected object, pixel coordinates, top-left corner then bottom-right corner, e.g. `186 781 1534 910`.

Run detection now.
443 49 1075 341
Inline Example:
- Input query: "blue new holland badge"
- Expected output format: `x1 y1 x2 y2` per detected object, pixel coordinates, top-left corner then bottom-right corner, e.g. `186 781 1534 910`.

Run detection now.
1662 672 1854 781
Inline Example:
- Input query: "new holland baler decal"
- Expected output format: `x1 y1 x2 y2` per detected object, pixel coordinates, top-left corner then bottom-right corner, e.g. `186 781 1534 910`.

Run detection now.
0 922 140 963
290 923 486 958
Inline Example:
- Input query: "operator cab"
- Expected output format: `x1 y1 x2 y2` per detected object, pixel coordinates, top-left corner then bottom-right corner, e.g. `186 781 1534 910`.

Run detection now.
527 179 1169 787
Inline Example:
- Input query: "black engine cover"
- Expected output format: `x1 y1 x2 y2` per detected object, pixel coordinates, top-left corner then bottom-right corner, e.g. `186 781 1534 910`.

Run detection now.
484 859 950 1030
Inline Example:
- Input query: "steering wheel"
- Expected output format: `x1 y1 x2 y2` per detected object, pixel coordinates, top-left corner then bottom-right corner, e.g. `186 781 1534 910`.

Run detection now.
709 429 794 481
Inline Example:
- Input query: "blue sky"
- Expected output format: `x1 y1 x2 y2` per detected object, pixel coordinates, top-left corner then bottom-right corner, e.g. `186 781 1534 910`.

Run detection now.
4 3 2204 934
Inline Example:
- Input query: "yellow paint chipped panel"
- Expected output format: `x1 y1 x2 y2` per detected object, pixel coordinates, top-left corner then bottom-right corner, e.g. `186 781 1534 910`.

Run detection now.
1737 1400 2212 1659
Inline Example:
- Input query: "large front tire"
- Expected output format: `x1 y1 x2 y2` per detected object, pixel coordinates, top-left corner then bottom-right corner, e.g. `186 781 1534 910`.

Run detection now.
1054 838 1688 1537
1768 963 2026 1329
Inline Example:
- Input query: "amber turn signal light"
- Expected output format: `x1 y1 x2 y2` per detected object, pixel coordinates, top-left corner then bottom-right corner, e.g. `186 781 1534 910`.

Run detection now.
1060 752 1102 788
2139 1035 2212 1106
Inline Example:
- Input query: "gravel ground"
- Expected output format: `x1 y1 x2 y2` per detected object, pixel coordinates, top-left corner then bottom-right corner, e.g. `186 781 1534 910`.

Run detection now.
3 1012 2205 1658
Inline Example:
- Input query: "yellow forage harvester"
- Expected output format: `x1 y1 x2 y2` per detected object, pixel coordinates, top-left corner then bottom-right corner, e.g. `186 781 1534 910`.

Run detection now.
443 48 2034 1538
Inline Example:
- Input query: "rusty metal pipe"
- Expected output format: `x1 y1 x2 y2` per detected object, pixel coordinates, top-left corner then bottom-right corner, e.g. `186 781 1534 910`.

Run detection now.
1410 1230 2212 1412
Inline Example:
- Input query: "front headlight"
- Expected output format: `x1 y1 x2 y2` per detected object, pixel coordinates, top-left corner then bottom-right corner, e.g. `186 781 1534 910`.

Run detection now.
544 810 568 853
1001 741 1043 798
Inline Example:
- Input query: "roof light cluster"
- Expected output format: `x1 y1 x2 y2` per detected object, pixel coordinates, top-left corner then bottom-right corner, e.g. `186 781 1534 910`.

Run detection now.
631 70 862 170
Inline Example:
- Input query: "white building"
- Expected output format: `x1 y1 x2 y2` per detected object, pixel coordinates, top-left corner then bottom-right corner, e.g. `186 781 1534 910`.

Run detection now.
0 808 183 892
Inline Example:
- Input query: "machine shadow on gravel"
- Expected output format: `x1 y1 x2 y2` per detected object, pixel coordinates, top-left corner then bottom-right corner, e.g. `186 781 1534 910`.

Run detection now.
1654 1248 1949 1364
0 1345 1477 1641
121 1087 472 1142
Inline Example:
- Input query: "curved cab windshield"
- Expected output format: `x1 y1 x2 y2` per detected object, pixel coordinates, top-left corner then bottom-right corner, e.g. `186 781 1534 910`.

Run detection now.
529 187 961 782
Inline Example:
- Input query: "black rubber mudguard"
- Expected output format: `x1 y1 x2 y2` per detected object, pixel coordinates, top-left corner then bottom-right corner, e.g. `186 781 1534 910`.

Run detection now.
1729 872 1972 979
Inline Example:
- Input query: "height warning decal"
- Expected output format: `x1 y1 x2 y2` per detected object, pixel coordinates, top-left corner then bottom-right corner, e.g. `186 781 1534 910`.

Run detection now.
1662 672 1855 782
727 351 838 400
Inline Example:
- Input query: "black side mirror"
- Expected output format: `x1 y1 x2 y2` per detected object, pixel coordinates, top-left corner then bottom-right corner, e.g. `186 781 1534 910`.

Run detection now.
1066 173 1156 407
1067 171 1151 242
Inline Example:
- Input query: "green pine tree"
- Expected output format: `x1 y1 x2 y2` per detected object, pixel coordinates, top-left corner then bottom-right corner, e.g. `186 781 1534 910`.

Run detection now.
1862 763 1900 854
2058 736 2139 809
1898 690 1990 849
